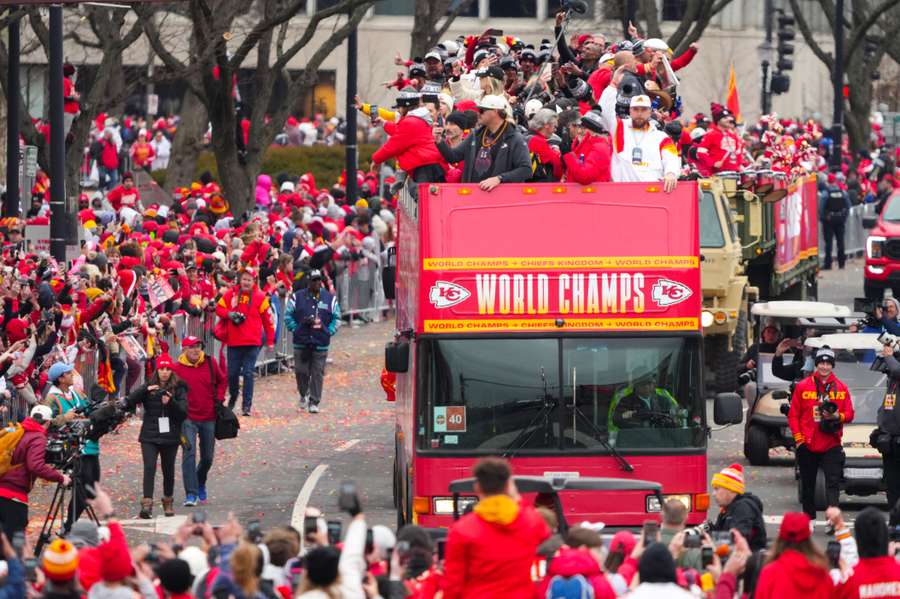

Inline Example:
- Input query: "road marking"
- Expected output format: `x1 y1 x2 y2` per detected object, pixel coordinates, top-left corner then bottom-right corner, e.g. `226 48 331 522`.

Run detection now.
119 515 188 536
291 464 329 531
764 514 854 528
336 439 360 452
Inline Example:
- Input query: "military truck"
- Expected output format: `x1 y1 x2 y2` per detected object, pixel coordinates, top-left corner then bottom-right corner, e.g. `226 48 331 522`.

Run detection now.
701 173 820 393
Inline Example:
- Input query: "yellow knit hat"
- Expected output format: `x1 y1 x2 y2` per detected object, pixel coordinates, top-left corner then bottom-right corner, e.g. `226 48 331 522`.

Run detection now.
711 463 745 495
42 539 79 582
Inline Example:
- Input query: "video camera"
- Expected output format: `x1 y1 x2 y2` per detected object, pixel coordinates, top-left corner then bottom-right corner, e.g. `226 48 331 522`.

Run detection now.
854 297 882 330
871 331 900 373
44 419 89 468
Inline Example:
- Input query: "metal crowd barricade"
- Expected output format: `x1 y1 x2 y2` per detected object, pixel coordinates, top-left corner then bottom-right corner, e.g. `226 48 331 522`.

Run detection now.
335 262 391 326
818 202 877 261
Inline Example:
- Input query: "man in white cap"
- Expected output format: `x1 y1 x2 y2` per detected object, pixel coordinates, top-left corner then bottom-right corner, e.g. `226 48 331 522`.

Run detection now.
0 405 70 537
436 95 531 191
598 74 681 192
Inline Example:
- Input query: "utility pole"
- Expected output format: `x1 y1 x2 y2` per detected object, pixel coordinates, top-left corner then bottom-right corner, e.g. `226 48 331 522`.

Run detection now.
761 0 774 115
49 5 67 262
830 0 845 171
344 6 358 202
4 7 20 217
623 0 637 39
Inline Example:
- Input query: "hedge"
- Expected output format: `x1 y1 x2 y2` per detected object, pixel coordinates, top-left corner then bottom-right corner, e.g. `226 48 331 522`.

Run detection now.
150 144 379 190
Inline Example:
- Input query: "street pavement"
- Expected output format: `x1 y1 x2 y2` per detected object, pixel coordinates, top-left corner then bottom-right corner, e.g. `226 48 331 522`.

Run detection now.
27 258 880 545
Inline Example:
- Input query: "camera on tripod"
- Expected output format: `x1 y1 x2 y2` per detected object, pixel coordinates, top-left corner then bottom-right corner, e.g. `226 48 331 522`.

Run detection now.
44 419 90 468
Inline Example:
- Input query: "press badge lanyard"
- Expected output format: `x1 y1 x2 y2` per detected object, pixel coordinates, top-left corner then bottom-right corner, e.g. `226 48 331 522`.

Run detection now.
631 127 647 165
813 377 834 403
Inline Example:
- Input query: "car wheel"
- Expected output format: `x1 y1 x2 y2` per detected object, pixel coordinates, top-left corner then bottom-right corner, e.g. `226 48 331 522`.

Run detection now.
865 281 884 301
746 424 770 466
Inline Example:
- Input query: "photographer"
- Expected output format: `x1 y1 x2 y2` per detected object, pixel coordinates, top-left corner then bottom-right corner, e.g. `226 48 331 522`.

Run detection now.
0 405 69 538
871 343 900 515
43 362 99 532
789 347 854 523
709 463 767 551
123 353 188 519
772 334 811 383
215 268 275 417
874 298 900 336
286 270 340 414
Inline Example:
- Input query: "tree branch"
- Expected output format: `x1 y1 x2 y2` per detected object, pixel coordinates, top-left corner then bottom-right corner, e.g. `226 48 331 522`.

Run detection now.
639 0 663 40
228 0 306 69
789 0 835 71
26 8 50 57
433 0 477 45
846 0 900 64
0 7 26 32
666 0 705 52
69 30 102 49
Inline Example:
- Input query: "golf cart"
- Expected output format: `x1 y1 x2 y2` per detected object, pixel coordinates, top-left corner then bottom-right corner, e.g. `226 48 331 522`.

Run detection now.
447 475 663 534
797 333 885 510
743 301 856 465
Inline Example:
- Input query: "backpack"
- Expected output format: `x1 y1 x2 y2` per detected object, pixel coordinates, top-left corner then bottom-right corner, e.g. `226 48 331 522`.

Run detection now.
0 424 27 478
545 574 595 599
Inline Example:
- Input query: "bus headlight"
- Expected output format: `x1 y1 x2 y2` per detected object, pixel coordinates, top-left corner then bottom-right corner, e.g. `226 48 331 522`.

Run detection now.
433 496 477 515
646 494 692 512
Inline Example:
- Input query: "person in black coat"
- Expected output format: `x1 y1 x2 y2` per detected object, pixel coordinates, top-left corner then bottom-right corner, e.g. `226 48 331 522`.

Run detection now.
436 95 532 190
124 353 188 519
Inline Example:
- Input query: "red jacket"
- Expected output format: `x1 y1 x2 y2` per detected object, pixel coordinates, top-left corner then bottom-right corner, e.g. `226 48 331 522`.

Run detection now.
534 548 615 599
835 556 900 598
789 372 854 453
171 352 227 422
528 133 563 180
77 521 128 592
215 286 275 347
696 125 747 176
442 495 550 599
754 550 834 599
0 418 65 503
371 112 445 173
107 184 140 211
563 136 612 184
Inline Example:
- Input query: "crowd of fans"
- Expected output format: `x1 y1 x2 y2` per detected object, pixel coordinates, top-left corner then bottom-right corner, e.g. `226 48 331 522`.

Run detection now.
0 457 897 598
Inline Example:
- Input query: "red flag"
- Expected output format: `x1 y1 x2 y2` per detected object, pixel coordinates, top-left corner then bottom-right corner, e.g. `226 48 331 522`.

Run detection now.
97 344 116 394
726 63 742 123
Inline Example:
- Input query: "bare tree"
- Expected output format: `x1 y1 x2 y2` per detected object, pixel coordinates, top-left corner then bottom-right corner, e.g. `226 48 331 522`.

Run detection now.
409 0 477 60
635 0 735 56
139 0 375 214
788 0 900 154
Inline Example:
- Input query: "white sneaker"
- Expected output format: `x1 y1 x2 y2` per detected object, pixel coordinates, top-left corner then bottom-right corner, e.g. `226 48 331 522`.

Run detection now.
299 395 308 410
308 404 320 414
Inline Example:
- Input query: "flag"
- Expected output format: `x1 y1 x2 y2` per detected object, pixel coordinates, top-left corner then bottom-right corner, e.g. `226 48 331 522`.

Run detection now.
726 63 741 123
97 343 116 394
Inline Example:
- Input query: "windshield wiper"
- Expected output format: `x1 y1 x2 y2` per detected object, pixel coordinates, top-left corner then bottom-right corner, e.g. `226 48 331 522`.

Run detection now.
570 403 634 472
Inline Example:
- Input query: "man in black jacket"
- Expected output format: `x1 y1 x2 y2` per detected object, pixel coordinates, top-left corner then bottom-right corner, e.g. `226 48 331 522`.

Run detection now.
710 463 767 551
436 95 531 191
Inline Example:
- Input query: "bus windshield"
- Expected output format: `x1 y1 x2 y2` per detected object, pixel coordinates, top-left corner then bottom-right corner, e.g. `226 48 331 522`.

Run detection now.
417 336 705 454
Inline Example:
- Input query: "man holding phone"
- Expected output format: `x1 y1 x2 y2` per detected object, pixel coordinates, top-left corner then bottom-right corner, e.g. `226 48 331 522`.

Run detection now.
443 457 550 599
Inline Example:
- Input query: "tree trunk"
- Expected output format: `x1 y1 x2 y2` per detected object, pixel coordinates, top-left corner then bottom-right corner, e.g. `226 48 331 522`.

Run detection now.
409 2 435 60
167 88 207 188
845 56 874 155
0 93 6 181
208 84 251 215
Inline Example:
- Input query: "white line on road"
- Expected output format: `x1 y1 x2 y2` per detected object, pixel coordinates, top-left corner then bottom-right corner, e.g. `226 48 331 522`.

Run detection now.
291 464 329 531
335 439 360 452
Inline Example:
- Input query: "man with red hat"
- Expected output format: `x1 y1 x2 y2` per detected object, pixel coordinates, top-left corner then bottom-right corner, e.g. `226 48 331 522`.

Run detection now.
789 346 854 524
819 171 851 270
172 336 226 507
695 103 747 176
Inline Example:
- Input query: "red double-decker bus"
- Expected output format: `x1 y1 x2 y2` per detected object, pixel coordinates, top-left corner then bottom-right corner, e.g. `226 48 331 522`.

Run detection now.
387 182 722 528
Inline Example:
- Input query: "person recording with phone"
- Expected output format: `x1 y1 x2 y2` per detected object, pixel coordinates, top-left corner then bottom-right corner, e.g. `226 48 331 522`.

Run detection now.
0 405 69 538
43 362 99 532
122 353 188 520
789 347 854 525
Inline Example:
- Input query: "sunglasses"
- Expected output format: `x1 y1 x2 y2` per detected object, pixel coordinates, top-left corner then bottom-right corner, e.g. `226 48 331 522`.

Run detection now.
478 107 495 114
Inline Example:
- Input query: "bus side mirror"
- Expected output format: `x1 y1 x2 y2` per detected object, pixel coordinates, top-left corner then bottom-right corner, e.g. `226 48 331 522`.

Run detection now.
862 214 878 229
714 392 743 425
385 341 409 373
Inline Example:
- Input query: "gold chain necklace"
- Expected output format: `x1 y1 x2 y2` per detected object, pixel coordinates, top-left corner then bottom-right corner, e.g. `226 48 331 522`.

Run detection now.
481 121 508 148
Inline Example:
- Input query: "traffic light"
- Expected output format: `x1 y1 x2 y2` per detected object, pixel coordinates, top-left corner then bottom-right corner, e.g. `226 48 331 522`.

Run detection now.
776 13 795 72
771 72 791 94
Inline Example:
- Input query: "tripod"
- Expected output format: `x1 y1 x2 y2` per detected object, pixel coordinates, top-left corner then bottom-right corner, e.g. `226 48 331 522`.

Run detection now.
504 368 558 458
35 453 99 556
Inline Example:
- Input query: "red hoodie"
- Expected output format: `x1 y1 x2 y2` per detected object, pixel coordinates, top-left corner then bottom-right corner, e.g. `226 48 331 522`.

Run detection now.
696 125 747 176
442 495 550 599
563 136 612 184
835 556 900 598
534 548 615 599
789 372 854 453
754 549 834 599
371 112 446 174
0 418 65 503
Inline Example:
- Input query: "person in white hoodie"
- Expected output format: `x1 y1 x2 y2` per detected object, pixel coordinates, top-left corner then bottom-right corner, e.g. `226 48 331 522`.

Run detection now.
296 514 367 599
628 543 693 598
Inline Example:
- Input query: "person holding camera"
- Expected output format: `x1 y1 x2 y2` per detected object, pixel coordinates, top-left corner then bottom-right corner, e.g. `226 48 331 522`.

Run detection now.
285 270 340 413
172 337 226 507
0 405 69 538
43 362 99 532
871 342 900 516
215 268 275 417
789 347 855 523
123 353 188 519
709 463 767 551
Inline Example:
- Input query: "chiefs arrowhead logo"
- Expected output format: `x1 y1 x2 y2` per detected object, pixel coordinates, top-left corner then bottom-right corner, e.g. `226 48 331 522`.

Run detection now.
651 279 693 307
429 281 471 309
